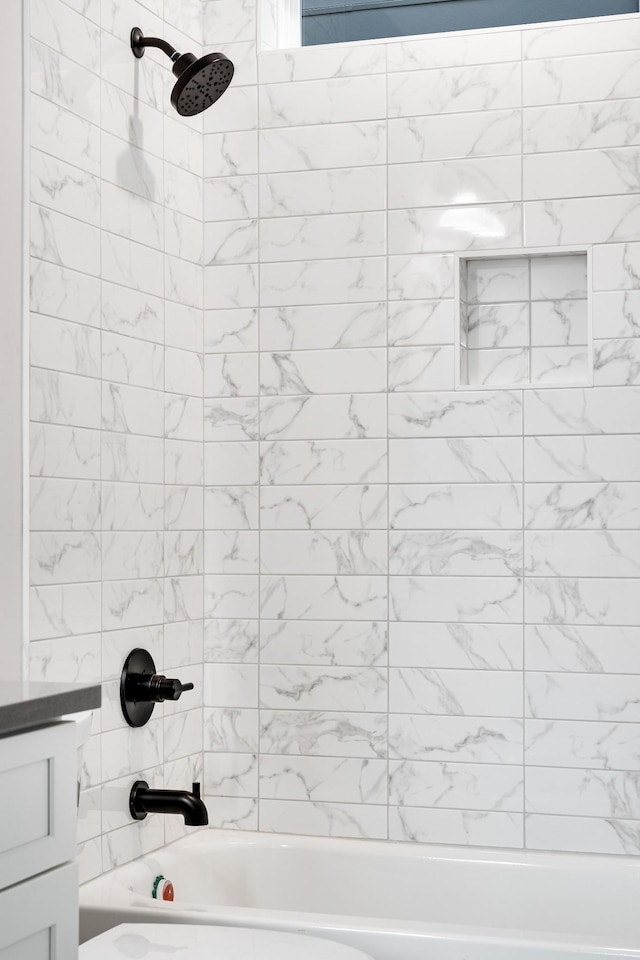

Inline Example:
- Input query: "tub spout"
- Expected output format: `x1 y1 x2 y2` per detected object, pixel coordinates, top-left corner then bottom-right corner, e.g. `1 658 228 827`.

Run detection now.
129 780 209 826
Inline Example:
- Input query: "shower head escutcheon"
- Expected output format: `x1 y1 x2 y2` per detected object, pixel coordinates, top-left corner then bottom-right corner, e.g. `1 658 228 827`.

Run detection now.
130 27 234 117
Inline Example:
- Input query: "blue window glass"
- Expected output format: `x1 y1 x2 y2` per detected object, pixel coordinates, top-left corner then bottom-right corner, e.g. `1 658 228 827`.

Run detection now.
301 0 639 47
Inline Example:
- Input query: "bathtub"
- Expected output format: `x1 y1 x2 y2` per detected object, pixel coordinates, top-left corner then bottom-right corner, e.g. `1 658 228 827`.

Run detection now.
79 829 640 960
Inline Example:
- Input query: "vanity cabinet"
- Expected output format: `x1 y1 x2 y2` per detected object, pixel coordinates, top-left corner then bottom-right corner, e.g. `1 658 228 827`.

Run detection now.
0 722 79 959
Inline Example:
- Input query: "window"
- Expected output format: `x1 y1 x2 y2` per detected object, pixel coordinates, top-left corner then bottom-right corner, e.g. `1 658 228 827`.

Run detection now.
301 0 639 47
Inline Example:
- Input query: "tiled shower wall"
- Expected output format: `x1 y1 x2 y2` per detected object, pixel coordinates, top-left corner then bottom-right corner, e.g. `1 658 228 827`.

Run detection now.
202 7 640 856
28 0 207 881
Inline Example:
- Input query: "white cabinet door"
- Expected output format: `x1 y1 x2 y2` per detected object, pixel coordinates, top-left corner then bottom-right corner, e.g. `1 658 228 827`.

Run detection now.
0 863 78 959
0 723 76 891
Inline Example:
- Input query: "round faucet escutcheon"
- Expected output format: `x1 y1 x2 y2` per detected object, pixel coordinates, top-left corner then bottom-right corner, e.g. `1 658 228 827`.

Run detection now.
120 648 195 727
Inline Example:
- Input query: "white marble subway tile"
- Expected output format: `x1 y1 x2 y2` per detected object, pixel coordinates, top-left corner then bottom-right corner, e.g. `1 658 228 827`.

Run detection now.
525 436 640 482
205 221 258 265
525 531 640 578
388 346 455 392
205 131 258 178
204 753 258 797
30 532 100 585
388 301 454 347
260 213 385 262
390 483 522 530
389 390 521 438
205 354 258 398
466 257 529 303
525 578 640 627
102 625 162 680
388 29 520 72
31 150 100 227
165 396 203 442
260 531 387 576
205 530 258 574
31 93 100 174
390 715 522 763
164 709 203 764
165 349 204 398
30 477 100 531
205 486 259 529
389 254 454 301
594 338 640 385
164 531 204 577
164 575 204 623
388 62 521 118
260 484 386 530
526 813 640 856
525 196 640 247
524 48 640 107
467 303 530 349
164 113 204 175
100 132 163 206
102 383 164 437
102 234 164 298
102 433 163 484
525 482 640 530
530 300 587 346
530 347 589 385
259 798 387 840
260 620 386 667
260 394 387 441
164 164 203 222
260 710 387 758
102 577 163 631
390 531 523 577
525 386 640 435
204 618 259 663
30 581 100 641
205 663 258 708
390 667 522 716
530 255 587 300
525 718 640 770
260 756 386 805
204 398 258 441
390 759 522 811
260 123 386 175
166 303 203 354
164 618 204 670
31 369 100 429
31 204 100 276
165 210 204 264
524 98 640 157
390 621 522 670
260 665 387 712
101 482 163 531
260 439 387 486
213 42 257 88
525 146 640 201
261 349 385 395
389 110 521 164
524 17 640 60
205 441 258 486
100 81 163 159
204 86 258 135
260 44 385 84
260 75 386 128
166 258 203 311
205 309 258 353
390 577 522 623
166 443 202 491
29 313 101 377
593 292 640 338
31 39 100 123
102 285 163 344
261 303 386 352
526 623 640 673
205 707 259 753
390 437 522 483
260 168 386 219
31 422 101 480
101 183 163 253
102 334 162 390
205 264 259 310
389 157 521 210
101 722 163 783
204 797 258 831
390 806 523 847
31 258 100 327
205 574 259 619
593 241 640 290
101 34 165 114
203 0 256 44
390 203 523 255
260 576 387 622
205 176 258 222
526 672 640 723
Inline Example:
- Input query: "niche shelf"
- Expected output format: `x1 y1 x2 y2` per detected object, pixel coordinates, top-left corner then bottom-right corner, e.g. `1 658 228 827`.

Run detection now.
455 248 592 389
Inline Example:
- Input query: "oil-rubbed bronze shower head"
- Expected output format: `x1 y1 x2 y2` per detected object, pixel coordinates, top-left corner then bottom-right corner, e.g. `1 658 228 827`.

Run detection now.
131 27 234 117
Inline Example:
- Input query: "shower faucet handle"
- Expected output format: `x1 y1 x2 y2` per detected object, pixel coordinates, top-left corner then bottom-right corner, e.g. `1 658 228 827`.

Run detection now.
150 676 195 702
120 648 195 727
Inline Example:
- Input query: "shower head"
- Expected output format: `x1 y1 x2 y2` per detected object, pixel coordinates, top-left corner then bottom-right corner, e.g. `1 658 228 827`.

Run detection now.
131 28 234 117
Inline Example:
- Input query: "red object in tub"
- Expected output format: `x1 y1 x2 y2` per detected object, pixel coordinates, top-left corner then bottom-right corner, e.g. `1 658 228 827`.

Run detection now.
162 881 175 902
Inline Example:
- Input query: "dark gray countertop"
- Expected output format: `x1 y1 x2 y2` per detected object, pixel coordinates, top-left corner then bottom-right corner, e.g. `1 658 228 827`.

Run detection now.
0 681 101 735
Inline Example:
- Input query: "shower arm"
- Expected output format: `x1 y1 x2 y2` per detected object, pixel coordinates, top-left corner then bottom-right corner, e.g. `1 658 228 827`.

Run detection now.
131 28 180 62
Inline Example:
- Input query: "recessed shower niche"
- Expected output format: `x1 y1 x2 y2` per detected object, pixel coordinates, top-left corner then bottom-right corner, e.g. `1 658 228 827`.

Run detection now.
456 249 592 389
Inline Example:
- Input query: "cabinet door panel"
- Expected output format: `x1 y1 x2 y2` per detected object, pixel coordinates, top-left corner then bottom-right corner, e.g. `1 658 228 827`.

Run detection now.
0 864 78 960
